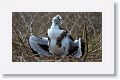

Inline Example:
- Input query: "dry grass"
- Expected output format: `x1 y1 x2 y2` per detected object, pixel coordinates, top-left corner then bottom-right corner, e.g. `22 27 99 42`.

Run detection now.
12 12 102 62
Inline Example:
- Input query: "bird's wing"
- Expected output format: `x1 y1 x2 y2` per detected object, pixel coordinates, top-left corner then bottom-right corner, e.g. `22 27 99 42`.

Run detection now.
28 35 51 56
73 38 82 58
67 38 84 58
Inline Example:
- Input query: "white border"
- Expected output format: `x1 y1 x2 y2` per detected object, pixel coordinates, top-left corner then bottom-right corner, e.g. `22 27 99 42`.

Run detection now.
0 0 114 74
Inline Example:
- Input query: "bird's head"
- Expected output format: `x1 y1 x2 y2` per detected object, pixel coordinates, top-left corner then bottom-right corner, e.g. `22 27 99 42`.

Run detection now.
52 15 63 26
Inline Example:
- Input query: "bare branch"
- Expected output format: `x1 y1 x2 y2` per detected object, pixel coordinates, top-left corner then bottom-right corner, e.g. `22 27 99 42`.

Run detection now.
42 13 51 18
83 18 88 62
20 12 38 36
13 27 28 53
70 14 80 34
83 13 96 36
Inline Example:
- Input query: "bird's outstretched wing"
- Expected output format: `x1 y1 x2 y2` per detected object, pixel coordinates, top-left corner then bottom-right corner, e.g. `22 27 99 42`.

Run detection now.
28 35 51 56
28 35 85 58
